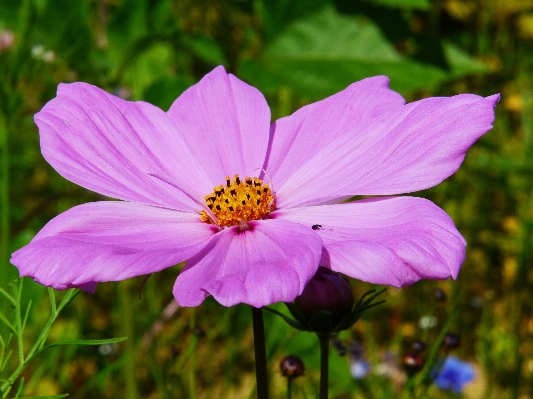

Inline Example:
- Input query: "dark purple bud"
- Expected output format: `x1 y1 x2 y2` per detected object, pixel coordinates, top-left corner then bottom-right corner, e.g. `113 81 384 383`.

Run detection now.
280 356 305 379
170 346 181 357
193 327 205 337
402 353 425 374
411 340 427 353
294 267 354 327
348 341 365 359
444 332 460 349
434 289 447 302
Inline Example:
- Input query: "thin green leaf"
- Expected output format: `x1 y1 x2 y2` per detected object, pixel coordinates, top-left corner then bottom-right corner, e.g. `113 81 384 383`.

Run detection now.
0 310 16 335
41 337 127 351
47 288 56 316
20 300 31 335
14 281 24 364
0 288 15 307
0 348 12 373
364 0 430 10
12 377 23 399
56 289 79 313
18 395 69 399
27 290 80 358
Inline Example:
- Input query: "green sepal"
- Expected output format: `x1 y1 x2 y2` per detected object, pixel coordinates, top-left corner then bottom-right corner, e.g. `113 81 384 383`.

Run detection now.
308 310 333 333
263 306 306 330
285 302 312 328
335 288 386 331
266 288 386 334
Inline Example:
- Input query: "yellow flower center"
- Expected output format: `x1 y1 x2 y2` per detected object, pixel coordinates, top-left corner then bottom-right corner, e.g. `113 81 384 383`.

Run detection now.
200 174 275 228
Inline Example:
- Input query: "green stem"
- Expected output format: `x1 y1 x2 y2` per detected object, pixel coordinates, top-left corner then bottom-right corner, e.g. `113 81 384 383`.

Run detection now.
0 114 9 325
118 282 138 399
319 333 329 399
287 378 292 399
251 306 269 399
189 308 197 399
1 288 79 395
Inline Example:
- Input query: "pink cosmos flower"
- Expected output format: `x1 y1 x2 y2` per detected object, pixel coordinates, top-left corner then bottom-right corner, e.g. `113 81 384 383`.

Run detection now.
11 66 498 308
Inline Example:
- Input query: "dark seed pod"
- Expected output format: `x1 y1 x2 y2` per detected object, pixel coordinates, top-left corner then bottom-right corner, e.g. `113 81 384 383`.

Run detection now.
193 327 206 338
280 355 305 379
444 332 460 349
410 340 427 354
434 289 447 302
402 353 425 374
170 346 181 357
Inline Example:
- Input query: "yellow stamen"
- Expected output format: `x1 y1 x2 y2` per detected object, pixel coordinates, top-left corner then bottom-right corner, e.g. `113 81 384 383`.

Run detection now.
200 174 275 227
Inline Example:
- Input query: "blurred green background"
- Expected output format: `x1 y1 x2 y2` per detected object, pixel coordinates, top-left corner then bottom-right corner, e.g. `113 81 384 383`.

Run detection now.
1 0 532 397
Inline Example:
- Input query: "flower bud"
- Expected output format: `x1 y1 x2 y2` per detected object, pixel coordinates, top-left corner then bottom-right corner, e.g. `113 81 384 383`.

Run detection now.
294 267 354 329
434 289 447 302
280 356 305 379
402 353 425 375
444 332 460 349
410 340 427 354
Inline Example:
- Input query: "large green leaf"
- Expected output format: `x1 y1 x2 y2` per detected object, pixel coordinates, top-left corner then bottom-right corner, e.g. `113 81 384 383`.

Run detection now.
180 35 228 67
143 75 194 111
238 6 488 98
258 0 332 40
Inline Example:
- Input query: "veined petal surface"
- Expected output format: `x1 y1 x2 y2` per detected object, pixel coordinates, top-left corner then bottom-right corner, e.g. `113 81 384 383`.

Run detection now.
36 83 213 211
273 197 466 287
265 76 405 188
276 94 499 209
173 219 323 308
167 66 271 187
11 202 215 289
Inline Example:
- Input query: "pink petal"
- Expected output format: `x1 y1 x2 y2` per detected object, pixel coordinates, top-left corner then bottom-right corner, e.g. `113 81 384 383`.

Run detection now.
266 76 405 188
273 197 466 287
36 83 214 211
276 94 499 209
167 66 271 187
11 202 215 289
173 219 323 307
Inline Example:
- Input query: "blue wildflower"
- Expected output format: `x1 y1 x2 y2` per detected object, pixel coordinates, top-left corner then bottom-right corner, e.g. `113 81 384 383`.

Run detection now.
350 359 370 380
434 356 475 393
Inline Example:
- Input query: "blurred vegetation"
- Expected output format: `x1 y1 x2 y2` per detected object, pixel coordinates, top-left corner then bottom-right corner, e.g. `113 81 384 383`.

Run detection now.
1 0 533 397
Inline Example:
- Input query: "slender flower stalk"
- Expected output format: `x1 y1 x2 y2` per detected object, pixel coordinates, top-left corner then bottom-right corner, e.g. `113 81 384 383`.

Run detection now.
0 112 13 338
189 308 198 399
252 307 269 399
319 333 329 399
118 281 139 399
280 355 304 399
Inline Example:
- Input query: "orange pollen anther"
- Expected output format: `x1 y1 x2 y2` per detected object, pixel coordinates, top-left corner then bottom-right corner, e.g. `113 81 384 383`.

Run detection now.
200 174 275 227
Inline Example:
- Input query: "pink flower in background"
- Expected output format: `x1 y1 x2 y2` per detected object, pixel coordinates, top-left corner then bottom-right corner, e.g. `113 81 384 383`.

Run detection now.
11 66 498 308
0 30 15 53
